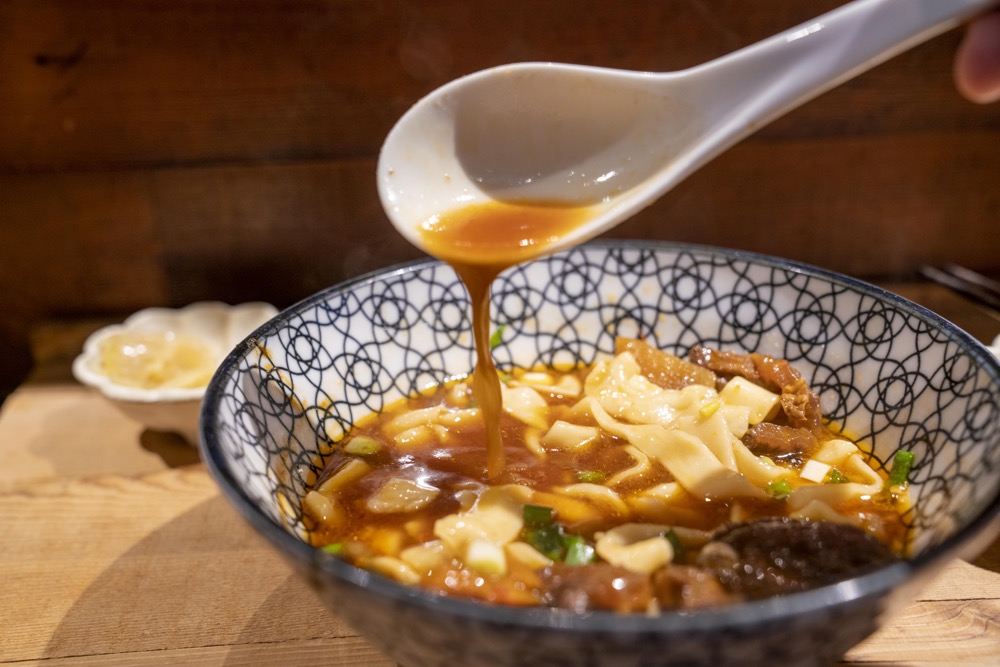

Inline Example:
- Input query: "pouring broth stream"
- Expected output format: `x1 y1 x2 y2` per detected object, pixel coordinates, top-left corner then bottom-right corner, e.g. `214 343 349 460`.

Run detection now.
417 200 593 478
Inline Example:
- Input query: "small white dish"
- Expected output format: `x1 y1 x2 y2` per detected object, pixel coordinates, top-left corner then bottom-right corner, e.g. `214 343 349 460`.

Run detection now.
990 334 1000 359
73 301 277 444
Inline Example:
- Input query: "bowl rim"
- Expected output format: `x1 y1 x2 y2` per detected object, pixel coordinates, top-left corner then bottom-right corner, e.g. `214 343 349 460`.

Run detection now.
199 240 1000 633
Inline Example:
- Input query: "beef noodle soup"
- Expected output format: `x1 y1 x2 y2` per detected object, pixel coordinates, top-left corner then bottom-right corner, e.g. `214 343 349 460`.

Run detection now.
302 200 912 613
303 341 911 611
302 337 912 613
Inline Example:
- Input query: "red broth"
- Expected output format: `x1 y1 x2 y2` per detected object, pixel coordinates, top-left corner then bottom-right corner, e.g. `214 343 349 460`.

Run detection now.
304 343 911 612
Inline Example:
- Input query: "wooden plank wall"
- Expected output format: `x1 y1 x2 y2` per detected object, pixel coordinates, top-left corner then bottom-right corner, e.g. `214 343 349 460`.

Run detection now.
1 0 998 398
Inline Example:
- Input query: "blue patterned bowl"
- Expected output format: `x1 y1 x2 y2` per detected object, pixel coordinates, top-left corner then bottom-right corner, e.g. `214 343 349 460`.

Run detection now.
200 241 1000 667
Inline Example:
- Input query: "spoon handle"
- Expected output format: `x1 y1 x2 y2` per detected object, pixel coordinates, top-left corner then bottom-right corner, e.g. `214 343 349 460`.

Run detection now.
679 0 997 145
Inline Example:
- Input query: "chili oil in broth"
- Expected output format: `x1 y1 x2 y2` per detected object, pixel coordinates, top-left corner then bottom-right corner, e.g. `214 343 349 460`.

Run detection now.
417 200 592 479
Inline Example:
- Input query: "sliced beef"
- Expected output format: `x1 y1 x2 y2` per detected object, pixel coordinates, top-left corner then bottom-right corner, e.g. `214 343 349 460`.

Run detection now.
750 353 802 393
688 346 757 388
542 519 898 611
616 337 717 390
689 346 824 431
705 518 898 599
780 378 824 430
742 422 819 460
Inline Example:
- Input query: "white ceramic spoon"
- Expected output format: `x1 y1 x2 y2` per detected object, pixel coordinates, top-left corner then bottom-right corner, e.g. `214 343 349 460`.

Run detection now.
378 0 996 258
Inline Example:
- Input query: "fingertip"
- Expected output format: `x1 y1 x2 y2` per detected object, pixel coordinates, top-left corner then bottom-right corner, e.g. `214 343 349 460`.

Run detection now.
954 12 1000 104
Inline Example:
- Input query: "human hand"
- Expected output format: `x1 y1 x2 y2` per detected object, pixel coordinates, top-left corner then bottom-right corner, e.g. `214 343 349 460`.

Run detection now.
954 11 1000 103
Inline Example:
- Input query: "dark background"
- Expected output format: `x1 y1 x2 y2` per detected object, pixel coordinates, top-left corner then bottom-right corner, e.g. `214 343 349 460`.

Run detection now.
2 0 998 401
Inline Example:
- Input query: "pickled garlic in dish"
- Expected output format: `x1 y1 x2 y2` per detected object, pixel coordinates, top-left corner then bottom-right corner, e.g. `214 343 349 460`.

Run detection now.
303 340 913 613
97 330 217 389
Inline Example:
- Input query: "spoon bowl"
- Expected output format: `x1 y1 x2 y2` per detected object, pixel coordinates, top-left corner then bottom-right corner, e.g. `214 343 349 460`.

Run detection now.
378 0 996 258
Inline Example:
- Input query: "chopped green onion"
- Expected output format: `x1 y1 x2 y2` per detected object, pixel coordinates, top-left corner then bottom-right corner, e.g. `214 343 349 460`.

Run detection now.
698 400 721 419
343 435 381 456
320 543 344 555
489 324 507 350
576 470 605 483
767 479 793 500
523 504 555 529
663 528 684 558
524 526 565 561
563 535 596 566
522 504 597 564
500 373 512 384
827 469 848 484
886 450 916 489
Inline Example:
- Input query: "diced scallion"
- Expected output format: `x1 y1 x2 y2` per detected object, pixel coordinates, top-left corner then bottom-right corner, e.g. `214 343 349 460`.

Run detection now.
320 543 344 555
663 528 684 558
563 535 596 566
698 400 721 419
523 504 555 529
521 504 597 565
767 479 793 500
886 450 916 489
576 470 605 483
489 324 507 350
524 525 565 561
827 469 848 484
343 435 382 456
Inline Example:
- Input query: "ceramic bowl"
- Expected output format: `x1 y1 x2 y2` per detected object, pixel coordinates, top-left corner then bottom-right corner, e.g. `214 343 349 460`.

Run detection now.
200 242 1000 666
73 301 277 443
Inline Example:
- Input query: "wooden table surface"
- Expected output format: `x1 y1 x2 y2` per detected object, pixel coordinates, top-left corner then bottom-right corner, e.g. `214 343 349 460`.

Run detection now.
3 283 1000 667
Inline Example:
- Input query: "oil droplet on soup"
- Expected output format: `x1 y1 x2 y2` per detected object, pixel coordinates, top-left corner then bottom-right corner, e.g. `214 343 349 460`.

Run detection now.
418 201 593 478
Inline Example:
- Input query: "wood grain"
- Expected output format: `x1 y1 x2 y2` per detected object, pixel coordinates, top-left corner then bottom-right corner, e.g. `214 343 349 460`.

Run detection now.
0 1 997 413
1 346 999 666
4 641 394 667
0 386 199 491
3 131 998 328
1 427 998 667
2 294 1000 665
0 469 388 666
0 0 865 169
844 599 1000 664
2 2 999 659
2 0 994 170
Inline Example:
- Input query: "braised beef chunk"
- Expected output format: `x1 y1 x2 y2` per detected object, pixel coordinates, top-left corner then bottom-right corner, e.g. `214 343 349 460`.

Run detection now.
688 346 758 387
750 353 803 393
706 518 898 599
544 518 899 612
651 564 740 609
616 337 717 390
743 422 819 460
689 346 824 431
542 563 652 613
780 378 824 430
